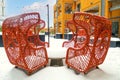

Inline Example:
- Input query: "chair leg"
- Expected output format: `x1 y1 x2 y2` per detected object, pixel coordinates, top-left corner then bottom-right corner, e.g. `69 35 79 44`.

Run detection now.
15 66 18 68
27 72 32 76
74 70 80 75
96 66 99 69
67 66 70 68
83 72 88 75
44 65 47 67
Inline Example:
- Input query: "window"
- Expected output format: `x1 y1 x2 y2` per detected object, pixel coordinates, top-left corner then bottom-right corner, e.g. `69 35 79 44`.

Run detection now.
112 22 119 36
76 3 80 12
65 3 72 14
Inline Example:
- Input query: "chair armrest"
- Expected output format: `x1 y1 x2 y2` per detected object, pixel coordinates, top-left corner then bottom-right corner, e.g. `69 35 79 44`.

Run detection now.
66 47 90 60
62 37 75 48
62 41 74 48
44 42 49 47
28 43 48 58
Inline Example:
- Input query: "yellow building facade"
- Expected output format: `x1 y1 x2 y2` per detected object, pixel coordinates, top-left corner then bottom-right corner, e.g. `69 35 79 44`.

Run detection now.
54 0 75 38
54 0 120 38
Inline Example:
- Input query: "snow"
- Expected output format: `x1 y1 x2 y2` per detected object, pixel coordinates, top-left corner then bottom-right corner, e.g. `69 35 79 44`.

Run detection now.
0 36 120 80
47 47 67 58
0 32 2 35
111 37 120 41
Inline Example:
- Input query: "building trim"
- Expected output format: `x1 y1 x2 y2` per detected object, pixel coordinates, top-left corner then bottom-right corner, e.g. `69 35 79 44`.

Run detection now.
110 5 120 11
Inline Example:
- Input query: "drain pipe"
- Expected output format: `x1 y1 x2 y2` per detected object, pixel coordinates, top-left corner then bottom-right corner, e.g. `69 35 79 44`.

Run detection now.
101 0 105 16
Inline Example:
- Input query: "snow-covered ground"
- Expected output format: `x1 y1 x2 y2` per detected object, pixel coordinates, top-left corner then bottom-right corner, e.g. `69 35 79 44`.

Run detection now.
0 36 120 80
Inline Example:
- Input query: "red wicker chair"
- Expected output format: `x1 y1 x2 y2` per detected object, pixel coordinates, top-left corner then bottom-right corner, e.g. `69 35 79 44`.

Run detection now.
65 12 111 74
2 12 48 75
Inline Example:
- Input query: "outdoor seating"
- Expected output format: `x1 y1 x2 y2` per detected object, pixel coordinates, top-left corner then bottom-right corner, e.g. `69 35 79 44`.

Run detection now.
65 12 111 74
2 12 48 75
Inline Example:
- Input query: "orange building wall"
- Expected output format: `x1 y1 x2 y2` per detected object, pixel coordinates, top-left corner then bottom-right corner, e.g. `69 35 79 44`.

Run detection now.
54 0 120 38
81 0 100 11
111 10 120 18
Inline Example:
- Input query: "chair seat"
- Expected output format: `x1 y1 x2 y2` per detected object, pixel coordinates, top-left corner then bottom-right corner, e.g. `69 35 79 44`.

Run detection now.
68 53 90 71
25 56 46 69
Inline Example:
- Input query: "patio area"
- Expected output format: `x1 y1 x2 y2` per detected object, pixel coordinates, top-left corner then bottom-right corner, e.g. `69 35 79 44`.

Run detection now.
0 36 120 80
